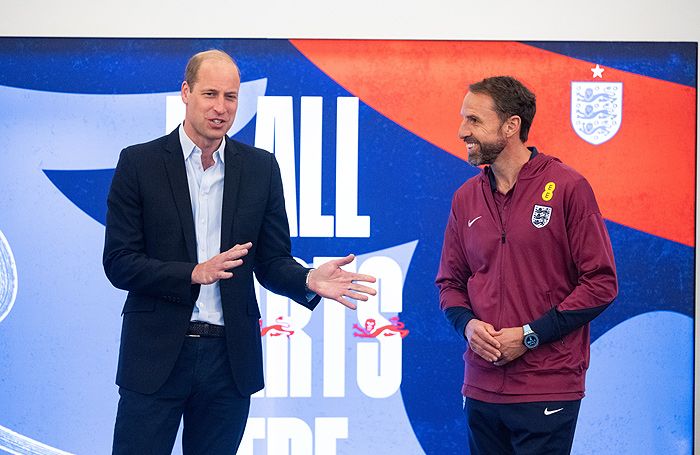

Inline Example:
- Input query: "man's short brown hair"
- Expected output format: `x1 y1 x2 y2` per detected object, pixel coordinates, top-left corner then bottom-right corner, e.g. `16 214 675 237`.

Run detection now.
469 76 536 142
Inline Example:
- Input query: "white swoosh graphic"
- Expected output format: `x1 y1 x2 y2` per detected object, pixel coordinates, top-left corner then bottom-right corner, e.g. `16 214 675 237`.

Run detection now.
0 424 74 455
0 230 17 324
544 407 564 416
467 216 482 228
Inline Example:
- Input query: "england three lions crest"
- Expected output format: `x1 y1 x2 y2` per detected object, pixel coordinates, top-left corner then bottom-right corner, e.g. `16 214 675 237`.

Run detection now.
532 205 552 228
571 81 622 145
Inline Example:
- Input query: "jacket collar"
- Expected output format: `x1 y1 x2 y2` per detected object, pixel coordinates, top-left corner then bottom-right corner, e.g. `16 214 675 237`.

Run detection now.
163 128 198 262
220 136 242 250
162 129 244 255
485 146 540 192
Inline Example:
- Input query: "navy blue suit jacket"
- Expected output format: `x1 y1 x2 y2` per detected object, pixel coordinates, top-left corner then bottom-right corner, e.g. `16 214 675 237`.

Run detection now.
103 128 320 395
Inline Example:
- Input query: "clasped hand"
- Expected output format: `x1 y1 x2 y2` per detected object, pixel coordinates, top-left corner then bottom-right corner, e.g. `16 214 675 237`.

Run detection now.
464 319 527 366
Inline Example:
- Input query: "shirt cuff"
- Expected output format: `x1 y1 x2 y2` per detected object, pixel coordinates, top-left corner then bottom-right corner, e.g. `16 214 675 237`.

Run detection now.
530 303 612 344
444 306 476 340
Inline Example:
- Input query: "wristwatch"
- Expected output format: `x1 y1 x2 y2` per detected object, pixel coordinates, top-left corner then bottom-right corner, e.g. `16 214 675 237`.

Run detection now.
522 324 539 349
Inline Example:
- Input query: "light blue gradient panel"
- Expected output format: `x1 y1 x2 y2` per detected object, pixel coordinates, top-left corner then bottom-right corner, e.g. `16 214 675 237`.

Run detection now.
0 85 187 454
243 241 424 455
573 311 692 454
41 78 266 226
0 85 172 453
0 80 265 454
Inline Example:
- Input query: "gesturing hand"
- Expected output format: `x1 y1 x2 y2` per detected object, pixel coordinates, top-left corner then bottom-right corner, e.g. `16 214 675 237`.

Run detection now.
191 242 252 285
465 319 502 363
306 254 377 310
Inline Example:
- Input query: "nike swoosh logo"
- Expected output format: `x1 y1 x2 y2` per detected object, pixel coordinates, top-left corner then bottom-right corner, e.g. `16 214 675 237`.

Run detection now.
467 216 482 227
544 407 564 416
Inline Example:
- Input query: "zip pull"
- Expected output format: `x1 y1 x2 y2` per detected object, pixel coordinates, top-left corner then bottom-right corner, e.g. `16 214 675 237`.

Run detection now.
501 231 506 244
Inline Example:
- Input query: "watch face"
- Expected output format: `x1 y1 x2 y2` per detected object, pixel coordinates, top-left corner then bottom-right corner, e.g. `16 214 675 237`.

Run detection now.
524 333 539 349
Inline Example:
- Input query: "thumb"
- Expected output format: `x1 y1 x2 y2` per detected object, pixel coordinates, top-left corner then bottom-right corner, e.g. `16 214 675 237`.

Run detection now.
334 254 355 267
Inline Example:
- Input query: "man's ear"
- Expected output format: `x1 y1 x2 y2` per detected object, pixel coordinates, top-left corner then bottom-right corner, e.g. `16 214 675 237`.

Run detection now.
181 81 190 104
503 115 521 139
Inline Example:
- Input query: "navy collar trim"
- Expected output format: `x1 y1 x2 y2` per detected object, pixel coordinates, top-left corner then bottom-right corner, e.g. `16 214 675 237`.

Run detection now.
486 147 538 192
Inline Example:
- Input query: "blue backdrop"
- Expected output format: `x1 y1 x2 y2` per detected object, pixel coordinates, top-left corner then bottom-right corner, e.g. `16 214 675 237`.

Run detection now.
0 39 694 454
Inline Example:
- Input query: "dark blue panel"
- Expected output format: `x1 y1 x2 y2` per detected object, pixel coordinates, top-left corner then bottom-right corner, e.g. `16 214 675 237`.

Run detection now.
590 221 694 342
43 169 113 225
2 39 695 92
524 41 697 87
0 38 300 94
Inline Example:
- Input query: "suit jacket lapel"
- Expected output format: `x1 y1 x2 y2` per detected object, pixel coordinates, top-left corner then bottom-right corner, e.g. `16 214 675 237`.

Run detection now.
163 129 198 262
221 137 242 250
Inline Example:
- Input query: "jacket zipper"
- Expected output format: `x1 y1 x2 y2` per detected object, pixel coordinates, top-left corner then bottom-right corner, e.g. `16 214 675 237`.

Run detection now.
489 184 509 394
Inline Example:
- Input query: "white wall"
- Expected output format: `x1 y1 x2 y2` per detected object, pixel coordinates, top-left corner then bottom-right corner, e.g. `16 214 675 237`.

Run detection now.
0 0 697 40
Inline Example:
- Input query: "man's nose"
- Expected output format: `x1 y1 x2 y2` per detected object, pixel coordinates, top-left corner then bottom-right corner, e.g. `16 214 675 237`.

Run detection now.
458 120 471 140
213 96 226 113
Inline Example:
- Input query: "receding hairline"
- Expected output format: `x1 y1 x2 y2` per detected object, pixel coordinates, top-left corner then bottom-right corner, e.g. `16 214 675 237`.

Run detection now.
184 50 241 87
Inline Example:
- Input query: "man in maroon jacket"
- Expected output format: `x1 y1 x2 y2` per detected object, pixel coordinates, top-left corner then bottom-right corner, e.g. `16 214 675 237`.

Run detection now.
436 76 617 454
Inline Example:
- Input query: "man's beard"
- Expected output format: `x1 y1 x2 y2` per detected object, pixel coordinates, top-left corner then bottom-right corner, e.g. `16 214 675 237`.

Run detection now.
467 136 507 166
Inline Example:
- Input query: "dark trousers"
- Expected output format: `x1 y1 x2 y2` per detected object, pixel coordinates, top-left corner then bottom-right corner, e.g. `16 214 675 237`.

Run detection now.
113 337 250 455
464 397 581 455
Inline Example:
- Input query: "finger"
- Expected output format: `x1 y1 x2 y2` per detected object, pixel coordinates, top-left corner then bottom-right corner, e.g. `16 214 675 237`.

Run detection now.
227 242 253 253
348 283 377 296
494 353 512 366
477 330 501 349
479 326 502 346
473 338 501 358
333 254 356 267
474 346 500 363
227 248 249 260
345 291 370 301
481 345 501 360
348 273 376 283
221 259 244 270
336 296 357 310
481 323 499 335
218 271 234 280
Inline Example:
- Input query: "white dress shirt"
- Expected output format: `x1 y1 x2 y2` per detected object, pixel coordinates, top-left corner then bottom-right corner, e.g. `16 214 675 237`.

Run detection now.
179 125 227 326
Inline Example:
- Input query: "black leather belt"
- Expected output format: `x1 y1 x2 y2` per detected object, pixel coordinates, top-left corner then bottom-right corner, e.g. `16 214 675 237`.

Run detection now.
186 321 226 338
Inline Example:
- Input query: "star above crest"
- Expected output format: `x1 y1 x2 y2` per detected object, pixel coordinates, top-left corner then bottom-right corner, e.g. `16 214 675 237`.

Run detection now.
591 64 605 78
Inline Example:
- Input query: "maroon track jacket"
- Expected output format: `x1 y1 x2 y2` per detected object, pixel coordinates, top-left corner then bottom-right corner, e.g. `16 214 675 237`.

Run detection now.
436 151 618 403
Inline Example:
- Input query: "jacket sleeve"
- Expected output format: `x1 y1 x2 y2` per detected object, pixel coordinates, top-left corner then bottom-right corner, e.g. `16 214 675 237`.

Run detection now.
436 194 476 338
253 154 320 310
102 148 198 301
530 177 618 343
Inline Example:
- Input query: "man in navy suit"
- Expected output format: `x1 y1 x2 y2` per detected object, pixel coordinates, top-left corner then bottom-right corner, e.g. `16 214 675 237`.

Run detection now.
103 49 376 455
